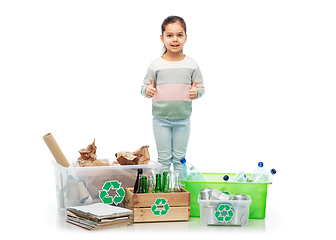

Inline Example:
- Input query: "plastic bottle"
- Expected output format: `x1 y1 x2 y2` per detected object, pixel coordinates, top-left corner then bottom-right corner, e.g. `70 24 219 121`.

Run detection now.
253 168 277 183
180 158 205 181
233 171 248 182
223 171 248 182
251 162 266 182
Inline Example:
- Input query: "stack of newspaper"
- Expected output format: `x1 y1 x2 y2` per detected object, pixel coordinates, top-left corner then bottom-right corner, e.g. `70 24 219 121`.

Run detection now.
66 203 133 230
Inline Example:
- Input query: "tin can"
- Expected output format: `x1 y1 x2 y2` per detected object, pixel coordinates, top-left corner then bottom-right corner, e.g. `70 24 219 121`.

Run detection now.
234 193 247 200
200 188 212 200
210 189 231 200
232 193 247 225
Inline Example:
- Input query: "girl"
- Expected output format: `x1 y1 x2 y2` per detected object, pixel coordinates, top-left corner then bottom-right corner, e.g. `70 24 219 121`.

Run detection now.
141 16 205 173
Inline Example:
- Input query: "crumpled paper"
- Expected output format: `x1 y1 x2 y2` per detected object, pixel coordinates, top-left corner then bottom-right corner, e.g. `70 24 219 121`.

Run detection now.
77 139 109 167
115 145 150 165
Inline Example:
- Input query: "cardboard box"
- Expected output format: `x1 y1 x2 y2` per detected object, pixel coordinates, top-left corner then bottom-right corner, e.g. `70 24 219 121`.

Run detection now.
125 188 190 223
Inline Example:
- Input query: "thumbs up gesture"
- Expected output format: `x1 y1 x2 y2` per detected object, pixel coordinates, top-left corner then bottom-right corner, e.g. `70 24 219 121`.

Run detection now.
189 80 198 100
146 78 156 98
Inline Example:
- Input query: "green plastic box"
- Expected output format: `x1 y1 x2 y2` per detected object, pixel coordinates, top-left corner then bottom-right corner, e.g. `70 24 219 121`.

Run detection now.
182 173 272 219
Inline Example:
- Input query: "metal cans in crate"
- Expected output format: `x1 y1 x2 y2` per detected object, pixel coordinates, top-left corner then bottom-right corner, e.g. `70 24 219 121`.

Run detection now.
198 194 252 227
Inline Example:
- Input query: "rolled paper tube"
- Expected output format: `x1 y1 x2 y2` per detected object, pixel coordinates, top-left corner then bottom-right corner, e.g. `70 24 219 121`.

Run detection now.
43 133 70 167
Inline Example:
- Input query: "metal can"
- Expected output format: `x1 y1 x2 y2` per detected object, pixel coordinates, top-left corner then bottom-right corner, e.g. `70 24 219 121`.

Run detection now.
200 188 212 200
210 189 231 200
232 193 247 225
234 193 247 200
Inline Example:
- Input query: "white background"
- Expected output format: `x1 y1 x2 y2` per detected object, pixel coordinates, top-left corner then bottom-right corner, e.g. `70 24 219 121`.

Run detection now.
1 0 335 238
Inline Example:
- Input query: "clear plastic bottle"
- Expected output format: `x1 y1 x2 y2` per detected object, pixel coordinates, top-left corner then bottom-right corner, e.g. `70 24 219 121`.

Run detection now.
180 158 205 181
234 171 248 182
253 168 277 183
251 162 266 182
223 171 248 182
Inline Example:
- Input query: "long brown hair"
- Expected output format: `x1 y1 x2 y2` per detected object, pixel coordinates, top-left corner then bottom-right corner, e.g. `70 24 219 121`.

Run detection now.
161 16 187 55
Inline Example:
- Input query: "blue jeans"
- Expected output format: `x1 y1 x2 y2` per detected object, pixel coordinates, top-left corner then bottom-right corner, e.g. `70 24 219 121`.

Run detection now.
153 117 190 173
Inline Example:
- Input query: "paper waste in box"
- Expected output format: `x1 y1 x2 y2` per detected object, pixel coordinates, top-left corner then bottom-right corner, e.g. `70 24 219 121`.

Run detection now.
52 160 161 210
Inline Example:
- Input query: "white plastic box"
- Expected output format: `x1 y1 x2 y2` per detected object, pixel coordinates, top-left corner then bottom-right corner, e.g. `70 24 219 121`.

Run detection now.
198 194 252 227
52 159 161 211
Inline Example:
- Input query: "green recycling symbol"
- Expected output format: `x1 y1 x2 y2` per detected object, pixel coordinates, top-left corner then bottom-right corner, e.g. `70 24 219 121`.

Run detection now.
214 204 234 223
99 180 125 205
151 198 170 216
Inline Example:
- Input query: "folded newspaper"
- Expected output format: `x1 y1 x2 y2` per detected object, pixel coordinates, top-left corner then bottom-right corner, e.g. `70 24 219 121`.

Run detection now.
66 203 133 230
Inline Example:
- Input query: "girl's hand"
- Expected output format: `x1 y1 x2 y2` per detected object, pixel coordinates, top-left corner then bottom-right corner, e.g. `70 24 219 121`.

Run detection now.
189 80 198 100
146 78 156 98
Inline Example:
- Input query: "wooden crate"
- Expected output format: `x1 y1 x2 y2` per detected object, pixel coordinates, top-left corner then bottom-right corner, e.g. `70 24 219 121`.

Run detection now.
125 188 190 223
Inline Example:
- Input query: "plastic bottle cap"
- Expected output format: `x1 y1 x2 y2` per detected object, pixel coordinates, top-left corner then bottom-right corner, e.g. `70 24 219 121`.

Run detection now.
270 168 276 175
223 175 229 181
180 158 186 164
258 162 264 167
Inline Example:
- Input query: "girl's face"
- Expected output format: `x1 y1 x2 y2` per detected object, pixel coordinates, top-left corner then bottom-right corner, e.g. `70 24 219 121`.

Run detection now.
160 22 187 55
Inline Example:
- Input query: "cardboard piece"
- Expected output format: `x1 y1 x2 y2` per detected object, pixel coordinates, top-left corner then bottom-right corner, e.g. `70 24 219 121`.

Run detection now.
133 145 150 165
115 151 138 165
115 145 150 165
66 203 133 230
77 139 109 167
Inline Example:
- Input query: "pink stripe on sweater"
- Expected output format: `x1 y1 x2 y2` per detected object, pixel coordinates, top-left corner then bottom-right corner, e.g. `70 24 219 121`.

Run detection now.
154 84 191 102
